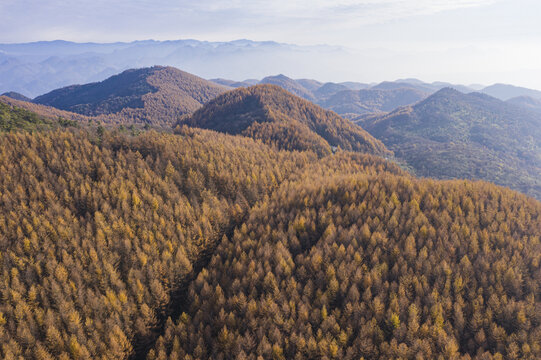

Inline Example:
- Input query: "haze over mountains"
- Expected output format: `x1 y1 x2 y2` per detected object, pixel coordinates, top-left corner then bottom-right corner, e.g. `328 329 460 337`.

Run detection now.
507 96 541 113
3 39 541 107
480 84 541 101
212 74 541 118
0 40 343 97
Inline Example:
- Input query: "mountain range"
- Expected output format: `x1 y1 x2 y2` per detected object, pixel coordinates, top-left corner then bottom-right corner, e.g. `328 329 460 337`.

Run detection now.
0 39 344 97
356 88 541 199
2 39 541 107
0 63 540 359
2 65 540 201
211 74 541 118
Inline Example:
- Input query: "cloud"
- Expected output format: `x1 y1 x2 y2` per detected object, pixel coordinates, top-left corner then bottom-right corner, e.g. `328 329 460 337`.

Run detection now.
0 0 500 43
2 0 498 25
182 0 498 23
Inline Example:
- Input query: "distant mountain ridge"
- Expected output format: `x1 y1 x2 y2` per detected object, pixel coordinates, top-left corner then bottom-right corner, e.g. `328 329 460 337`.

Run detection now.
356 88 541 199
481 83 541 101
209 75 495 117
0 39 347 97
209 75 427 117
2 38 541 107
260 74 316 101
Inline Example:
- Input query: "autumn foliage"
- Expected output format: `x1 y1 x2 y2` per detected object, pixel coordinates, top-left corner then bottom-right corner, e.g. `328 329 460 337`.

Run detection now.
150 156 541 359
0 88 540 360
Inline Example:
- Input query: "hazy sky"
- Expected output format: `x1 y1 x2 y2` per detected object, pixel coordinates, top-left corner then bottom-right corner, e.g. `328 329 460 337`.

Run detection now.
2 0 541 87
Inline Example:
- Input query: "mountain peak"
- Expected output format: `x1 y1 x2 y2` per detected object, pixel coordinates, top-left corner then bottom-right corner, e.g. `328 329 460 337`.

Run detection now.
33 66 229 126
433 86 462 95
1 91 31 102
259 75 315 101
179 84 390 157
421 86 464 101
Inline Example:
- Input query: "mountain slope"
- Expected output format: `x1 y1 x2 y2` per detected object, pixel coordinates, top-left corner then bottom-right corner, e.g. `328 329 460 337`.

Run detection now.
0 100 71 131
339 81 370 90
210 78 257 88
371 81 435 93
179 84 390 157
357 88 541 199
295 78 324 92
34 66 229 126
388 79 474 93
0 95 91 124
0 95 88 131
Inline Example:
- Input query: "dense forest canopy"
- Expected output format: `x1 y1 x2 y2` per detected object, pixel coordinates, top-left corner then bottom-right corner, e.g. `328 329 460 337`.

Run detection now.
0 127 317 359
150 158 541 359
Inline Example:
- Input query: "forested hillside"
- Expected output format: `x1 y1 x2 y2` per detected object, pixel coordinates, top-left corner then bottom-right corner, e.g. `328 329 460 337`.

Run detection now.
0 100 80 131
179 84 390 157
357 88 541 200
0 127 317 359
150 155 541 359
33 66 229 126
0 96 91 125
